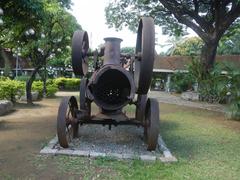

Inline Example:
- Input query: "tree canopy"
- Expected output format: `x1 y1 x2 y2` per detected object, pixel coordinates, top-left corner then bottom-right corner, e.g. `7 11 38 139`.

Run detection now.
105 0 240 70
170 37 203 56
0 0 81 103
168 29 240 56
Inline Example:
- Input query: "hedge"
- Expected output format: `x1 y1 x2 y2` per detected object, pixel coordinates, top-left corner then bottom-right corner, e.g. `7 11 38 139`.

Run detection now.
54 77 80 90
0 78 24 102
0 78 58 102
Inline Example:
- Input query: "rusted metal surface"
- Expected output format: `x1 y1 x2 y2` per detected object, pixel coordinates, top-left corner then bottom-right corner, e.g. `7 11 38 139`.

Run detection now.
72 31 89 76
135 94 147 122
135 17 155 94
57 96 79 148
57 17 160 151
103 37 122 65
79 77 91 117
144 98 160 150
88 65 135 111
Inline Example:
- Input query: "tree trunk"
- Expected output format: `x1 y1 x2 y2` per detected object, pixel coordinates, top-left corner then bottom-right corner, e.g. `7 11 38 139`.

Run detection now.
42 63 47 98
200 41 218 72
26 65 41 104
0 48 11 77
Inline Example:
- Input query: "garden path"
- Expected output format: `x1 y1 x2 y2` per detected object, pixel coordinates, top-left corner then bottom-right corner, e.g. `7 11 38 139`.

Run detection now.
149 91 225 112
55 91 225 112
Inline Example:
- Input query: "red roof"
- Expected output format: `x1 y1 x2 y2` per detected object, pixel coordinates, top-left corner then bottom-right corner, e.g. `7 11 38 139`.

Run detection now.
154 55 240 71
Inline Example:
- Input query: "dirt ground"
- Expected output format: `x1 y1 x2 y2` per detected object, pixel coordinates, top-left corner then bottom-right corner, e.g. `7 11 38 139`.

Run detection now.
0 92 239 179
0 97 61 179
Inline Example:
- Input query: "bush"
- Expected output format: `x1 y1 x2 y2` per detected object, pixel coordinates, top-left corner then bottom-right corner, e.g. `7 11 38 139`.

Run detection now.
187 59 240 120
227 101 240 120
54 77 80 90
0 79 24 102
0 76 10 81
170 72 194 93
223 63 240 120
32 81 44 98
46 83 58 97
32 80 58 98
187 59 229 103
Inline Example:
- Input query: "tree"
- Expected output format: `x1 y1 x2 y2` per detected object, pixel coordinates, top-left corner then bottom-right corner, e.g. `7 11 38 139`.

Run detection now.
21 3 80 104
162 35 185 56
0 0 80 104
0 0 45 74
168 30 240 56
105 0 240 71
217 21 240 55
171 37 203 56
121 47 135 54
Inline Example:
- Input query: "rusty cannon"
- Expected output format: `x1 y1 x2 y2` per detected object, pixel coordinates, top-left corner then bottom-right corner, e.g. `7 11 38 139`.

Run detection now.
56 17 160 151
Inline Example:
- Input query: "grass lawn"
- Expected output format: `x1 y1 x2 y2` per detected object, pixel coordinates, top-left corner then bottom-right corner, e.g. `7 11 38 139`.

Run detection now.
1 99 239 179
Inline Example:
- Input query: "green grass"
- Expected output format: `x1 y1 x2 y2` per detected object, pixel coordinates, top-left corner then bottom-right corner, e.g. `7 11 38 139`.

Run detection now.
32 103 240 179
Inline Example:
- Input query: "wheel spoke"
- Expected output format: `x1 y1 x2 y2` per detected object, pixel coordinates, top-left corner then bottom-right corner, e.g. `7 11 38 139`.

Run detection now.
57 96 79 148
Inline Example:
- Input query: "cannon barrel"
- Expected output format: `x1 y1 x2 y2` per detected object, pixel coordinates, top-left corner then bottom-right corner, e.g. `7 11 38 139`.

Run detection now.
89 37 135 111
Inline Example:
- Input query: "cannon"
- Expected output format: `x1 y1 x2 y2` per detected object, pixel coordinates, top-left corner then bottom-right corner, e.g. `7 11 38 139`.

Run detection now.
56 17 160 151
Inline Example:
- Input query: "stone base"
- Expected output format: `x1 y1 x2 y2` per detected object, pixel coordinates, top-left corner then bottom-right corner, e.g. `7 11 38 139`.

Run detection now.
20 91 39 101
0 100 13 116
40 125 177 163
181 91 199 101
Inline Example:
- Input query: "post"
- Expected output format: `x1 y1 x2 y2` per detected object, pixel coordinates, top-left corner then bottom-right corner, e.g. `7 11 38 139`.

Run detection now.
16 54 18 78
43 62 47 98
165 74 171 92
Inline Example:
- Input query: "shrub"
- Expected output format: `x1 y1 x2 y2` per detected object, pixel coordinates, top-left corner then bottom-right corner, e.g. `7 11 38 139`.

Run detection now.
223 63 240 120
32 80 58 98
187 58 240 120
187 58 228 103
170 72 194 93
227 101 240 120
54 77 80 90
32 81 44 98
0 79 24 102
46 83 58 97
0 76 10 81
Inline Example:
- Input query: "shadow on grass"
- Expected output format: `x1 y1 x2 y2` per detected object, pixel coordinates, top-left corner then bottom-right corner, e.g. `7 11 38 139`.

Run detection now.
160 120 209 160
160 120 179 131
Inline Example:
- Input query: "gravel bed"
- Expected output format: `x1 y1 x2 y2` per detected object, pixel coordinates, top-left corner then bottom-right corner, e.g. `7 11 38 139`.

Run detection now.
54 125 160 156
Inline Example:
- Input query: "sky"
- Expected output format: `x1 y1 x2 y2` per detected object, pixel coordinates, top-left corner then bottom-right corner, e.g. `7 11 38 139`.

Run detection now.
69 0 196 53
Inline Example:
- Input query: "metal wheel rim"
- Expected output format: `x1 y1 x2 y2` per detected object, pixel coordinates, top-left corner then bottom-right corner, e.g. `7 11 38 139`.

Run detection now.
134 17 155 94
57 96 79 148
145 98 160 150
72 30 89 76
